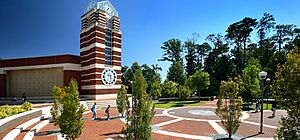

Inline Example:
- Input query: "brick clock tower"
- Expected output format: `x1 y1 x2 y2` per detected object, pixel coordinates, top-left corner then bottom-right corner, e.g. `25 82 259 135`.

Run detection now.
80 0 122 100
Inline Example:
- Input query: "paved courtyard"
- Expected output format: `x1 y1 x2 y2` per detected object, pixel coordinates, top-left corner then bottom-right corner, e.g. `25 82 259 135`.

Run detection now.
0 100 287 140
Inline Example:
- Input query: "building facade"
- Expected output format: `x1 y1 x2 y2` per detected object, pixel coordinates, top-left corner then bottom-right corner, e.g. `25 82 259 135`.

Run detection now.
0 0 122 100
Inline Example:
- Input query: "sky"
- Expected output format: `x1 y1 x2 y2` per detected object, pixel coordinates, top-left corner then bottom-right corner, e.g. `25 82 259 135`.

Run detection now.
0 0 300 80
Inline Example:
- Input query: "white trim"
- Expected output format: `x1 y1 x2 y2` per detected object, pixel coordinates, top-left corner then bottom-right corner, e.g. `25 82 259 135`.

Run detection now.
154 130 213 140
208 121 227 134
154 118 183 127
23 119 50 140
81 64 121 71
242 120 278 129
80 36 105 45
81 78 102 82
81 51 105 58
80 43 105 53
81 93 118 100
81 84 121 90
112 47 121 52
80 30 105 40
112 41 121 45
1 63 81 71
81 72 122 77
81 57 106 63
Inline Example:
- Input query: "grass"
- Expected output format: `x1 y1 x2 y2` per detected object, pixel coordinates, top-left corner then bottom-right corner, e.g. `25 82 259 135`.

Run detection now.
154 100 208 108
243 102 283 111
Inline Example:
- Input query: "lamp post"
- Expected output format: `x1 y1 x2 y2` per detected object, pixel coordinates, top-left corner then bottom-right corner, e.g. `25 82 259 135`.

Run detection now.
258 71 267 134
266 78 271 110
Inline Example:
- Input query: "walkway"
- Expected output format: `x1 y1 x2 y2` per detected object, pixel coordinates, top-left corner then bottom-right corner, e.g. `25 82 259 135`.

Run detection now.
0 100 287 140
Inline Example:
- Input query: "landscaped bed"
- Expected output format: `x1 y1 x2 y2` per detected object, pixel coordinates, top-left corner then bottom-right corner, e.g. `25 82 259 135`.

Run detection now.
154 100 207 108
0 102 33 119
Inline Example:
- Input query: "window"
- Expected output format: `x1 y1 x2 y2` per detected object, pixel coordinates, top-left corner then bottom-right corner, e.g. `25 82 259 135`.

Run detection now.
105 28 112 65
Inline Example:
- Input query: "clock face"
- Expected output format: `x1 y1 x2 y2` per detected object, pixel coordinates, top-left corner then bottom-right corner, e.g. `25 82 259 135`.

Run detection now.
101 68 117 86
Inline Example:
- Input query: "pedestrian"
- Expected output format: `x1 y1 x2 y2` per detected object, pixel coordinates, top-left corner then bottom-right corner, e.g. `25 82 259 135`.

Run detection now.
22 94 26 103
105 105 110 120
92 103 97 120
255 99 260 113
271 101 277 117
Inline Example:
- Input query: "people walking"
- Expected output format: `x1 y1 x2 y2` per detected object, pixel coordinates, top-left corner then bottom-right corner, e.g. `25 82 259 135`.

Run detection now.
92 103 97 120
271 101 277 117
255 99 260 113
105 105 111 120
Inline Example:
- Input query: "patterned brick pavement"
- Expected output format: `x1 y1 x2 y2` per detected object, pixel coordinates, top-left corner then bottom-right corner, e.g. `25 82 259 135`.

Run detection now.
1 100 287 140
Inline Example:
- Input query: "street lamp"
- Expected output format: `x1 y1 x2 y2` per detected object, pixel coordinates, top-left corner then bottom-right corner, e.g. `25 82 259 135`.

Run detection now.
266 78 271 110
258 71 267 134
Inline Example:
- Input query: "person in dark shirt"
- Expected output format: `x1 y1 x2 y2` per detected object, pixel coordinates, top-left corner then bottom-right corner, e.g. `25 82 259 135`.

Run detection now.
271 101 277 117
22 94 26 103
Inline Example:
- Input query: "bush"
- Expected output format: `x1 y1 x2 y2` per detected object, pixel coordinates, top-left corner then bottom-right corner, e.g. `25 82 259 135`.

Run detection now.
0 102 32 119
178 85 191 100
21 102 32 111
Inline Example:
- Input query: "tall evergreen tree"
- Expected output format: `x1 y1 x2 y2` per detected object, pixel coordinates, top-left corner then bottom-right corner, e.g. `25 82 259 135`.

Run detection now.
272 24 295 52
184 39 197 77
196 42 211 70
167 61 186 85
256 13 276 69
117 85 130 117
159 39 183 63
126 62 154 140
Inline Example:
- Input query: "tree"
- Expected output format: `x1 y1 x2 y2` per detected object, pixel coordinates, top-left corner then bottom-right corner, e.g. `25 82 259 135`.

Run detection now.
177 85 191 100
196 42 211 70
240 58 261 102
149 81 162 98
51 80 85 140
167 61 186 85
272 24 295 52
141 64 161 84
126 62 154 140
226 17 257 74
117 85 130 117
256 13 276 69
187 70 210 97
161 81 178 98
159 39 183 63
274 47 300 139
216 77 243 140
184 39 198 77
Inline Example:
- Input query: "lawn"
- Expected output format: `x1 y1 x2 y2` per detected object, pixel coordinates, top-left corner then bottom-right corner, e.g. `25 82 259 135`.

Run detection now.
243 102 284 111
154 100 208 108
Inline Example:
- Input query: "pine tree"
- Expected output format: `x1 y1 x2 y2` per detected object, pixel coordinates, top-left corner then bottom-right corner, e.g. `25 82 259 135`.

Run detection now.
126 62 154 140
51 80 85 140
117 85 130 117
167 61 186 85
216 77 243 140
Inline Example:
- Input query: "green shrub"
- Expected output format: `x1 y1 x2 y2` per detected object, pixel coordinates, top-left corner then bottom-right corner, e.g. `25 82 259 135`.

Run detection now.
21 102 32 111
178 85 191 100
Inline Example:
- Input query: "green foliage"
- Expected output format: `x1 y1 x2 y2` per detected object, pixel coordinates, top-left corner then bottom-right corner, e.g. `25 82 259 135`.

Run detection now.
184 39 198 77
160 39 183 63
274 47 300 139
177 85 191 100
196 42 211 69
161 81 178 98
240 58 261 102
0 102 32 119
149 82 162 98
117 85 129 117
187 70 210 97
51 80 85 140
126 62 154 140
21 102 32 111
216 77 243 139
167 61 186 85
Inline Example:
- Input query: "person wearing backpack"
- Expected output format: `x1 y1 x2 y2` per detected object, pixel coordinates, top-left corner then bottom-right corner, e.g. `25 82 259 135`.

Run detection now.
105 105 110 120
92 103 97 120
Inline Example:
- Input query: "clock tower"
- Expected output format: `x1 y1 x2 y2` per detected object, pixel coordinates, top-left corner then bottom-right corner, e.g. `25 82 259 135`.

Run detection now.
80 0 122 100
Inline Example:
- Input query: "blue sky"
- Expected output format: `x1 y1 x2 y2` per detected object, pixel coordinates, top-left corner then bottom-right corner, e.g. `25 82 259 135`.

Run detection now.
0 0 299 80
